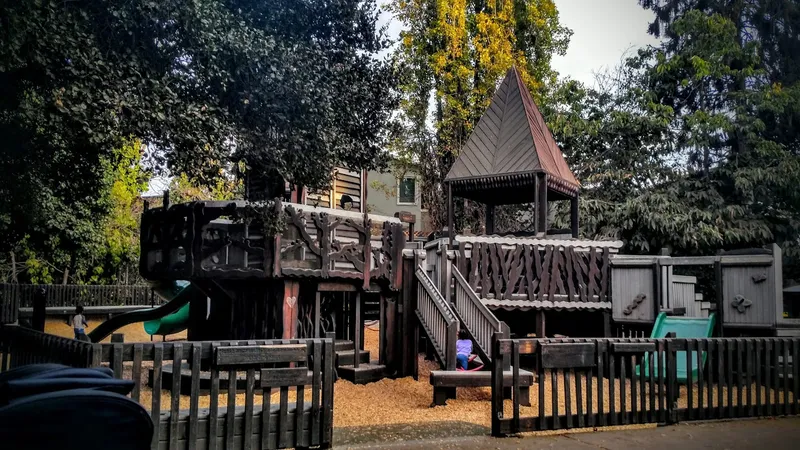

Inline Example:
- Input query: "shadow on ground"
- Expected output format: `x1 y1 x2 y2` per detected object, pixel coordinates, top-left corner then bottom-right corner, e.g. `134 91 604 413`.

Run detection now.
333 421 489 447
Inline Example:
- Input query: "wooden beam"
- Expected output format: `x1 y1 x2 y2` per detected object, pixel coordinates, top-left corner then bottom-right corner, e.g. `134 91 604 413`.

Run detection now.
535 310 546 338
486 204 495 235
570 195 579 238
537 173 548 233
281 281 300 339
447 182 454 246
353 292 361 369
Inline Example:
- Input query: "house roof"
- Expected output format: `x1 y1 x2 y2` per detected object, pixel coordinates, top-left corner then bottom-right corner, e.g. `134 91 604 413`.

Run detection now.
445 67 579 202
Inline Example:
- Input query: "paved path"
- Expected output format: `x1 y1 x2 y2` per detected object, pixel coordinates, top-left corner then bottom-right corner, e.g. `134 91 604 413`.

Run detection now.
335 417 800 449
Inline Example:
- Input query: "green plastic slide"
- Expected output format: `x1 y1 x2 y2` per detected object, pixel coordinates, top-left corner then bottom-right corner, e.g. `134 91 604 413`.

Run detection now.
87 280 194 342
637 312 717 384
143 280 192 336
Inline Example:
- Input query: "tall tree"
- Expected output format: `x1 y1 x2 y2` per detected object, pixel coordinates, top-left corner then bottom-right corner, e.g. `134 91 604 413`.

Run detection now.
389 0 571 230
0 0 399 281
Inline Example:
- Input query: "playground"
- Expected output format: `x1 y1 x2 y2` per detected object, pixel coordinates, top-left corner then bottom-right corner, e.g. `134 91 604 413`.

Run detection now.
1 67 798 450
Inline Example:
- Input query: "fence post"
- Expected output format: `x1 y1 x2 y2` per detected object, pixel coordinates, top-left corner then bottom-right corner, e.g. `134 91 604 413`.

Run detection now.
445 321 457 371
32 287 46 332
665 332 679 424
491 331 505 437
501 322 511 370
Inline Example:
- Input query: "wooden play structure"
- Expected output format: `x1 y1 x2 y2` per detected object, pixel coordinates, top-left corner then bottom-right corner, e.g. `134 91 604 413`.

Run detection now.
1 66 798 450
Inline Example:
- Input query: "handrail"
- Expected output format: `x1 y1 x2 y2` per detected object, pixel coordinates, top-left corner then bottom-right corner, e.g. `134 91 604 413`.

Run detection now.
451 267 505 363
415 267 458 370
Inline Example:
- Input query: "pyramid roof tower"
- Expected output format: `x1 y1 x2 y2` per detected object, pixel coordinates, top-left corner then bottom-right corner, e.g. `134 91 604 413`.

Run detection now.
445 67 579 204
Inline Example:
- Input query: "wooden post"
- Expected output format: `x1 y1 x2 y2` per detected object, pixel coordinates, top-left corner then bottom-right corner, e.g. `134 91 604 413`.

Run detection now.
570 195 579 238
282 280 300 339
535 310 546 338
486 204 495 235
491 331 505 437
400 255 414 377
771 243 783 328
32 288 46 332
537 173 548 234
353 292 361 369
314 291 321 338
447 182 454 246
111 333 125 343
383 295 397 374
715 260 724 337
441 244 453 304
603 311 612 338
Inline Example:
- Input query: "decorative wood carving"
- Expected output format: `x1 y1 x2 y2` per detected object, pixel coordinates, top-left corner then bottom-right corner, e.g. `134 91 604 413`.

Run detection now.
623 293 647 315
751 273 767 284
731 295 753 313
462 241 613 303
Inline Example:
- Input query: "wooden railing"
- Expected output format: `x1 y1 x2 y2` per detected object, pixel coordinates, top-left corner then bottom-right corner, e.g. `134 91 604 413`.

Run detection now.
140 200 406 288
415 267 458 370
0 292 18 325
1 283 154 308
451 267 506 364
456 238 618 306
491 335 800 436
0 325 336 450
0 325 94 370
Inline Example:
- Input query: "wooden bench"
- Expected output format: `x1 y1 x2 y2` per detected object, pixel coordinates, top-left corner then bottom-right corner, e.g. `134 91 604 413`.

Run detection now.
429 369 534 406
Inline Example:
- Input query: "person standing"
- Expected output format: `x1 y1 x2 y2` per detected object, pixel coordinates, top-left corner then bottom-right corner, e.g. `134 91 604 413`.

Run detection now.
72 306 89 341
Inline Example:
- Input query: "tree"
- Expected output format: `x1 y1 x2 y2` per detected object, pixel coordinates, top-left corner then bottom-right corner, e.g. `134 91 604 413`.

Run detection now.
0 0 399 282
547 2 800 280
389 0 571 230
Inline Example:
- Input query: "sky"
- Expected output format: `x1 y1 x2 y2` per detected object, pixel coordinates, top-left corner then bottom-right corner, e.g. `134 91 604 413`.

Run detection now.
145 1 661 196
549 0 661 85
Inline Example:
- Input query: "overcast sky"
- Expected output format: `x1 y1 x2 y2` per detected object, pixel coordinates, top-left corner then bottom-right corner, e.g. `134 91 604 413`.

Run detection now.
550 0 661 85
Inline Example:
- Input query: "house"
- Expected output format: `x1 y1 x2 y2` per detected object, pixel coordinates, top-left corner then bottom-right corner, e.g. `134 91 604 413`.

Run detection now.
365 169 431 238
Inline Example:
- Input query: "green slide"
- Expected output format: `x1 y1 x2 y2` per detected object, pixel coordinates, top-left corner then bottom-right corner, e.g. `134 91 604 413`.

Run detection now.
143 280 192 336
637 312 717 384
87 280 193 342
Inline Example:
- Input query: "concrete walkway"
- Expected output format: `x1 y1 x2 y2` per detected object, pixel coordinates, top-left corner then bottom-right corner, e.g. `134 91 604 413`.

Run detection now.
335 417 800 449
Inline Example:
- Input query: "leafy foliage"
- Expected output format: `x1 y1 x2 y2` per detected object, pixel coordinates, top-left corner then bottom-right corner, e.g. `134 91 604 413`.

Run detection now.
0 0 399 283
549 2 800 280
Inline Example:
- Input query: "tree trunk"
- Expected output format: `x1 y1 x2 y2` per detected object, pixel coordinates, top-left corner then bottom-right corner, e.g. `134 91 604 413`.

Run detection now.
63 252 75 285
10 251 17 283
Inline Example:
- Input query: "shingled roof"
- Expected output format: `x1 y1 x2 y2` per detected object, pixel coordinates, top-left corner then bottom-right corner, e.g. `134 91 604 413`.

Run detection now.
445 67 579 202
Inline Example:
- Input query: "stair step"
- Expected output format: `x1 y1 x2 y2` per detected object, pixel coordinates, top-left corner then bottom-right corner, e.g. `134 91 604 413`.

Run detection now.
337 362 387 385
334 340 354 352
335 350 370 366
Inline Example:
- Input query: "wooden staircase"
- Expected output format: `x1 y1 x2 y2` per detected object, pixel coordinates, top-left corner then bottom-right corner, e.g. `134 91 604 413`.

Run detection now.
334 340 386 384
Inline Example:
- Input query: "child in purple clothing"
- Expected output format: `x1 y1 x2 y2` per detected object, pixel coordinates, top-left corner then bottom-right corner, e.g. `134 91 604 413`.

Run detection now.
456 329 472 370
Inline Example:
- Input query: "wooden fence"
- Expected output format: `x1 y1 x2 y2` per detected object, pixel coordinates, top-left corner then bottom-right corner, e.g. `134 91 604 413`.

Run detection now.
0 324 336 450
491 335 800 436
0 324 95 369
1 283 154 308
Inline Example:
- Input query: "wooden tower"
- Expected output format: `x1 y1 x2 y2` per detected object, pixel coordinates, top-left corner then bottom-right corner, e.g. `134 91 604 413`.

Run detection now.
445 66 580 238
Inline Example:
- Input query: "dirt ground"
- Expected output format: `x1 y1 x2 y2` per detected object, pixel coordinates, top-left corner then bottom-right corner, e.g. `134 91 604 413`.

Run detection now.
45 317 187 343
42 321 794 429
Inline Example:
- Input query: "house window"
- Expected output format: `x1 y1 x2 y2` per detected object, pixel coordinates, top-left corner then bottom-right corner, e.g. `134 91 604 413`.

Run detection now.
397 177 416 205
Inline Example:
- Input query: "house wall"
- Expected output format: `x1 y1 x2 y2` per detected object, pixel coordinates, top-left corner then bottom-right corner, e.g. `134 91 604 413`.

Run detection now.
366 170 428 232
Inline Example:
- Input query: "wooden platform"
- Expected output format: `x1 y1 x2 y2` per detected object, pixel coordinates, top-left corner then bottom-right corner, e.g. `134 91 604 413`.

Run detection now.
337 362 387 385
429 369 534 406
